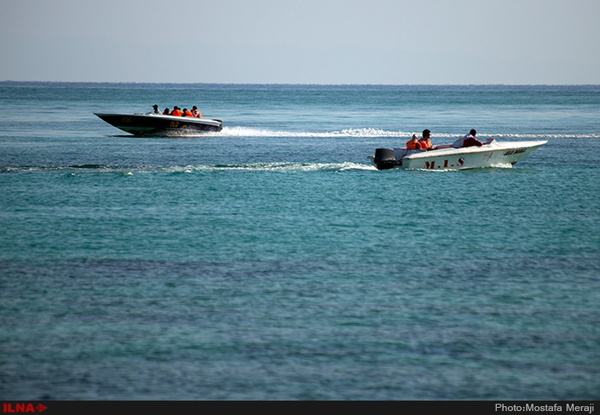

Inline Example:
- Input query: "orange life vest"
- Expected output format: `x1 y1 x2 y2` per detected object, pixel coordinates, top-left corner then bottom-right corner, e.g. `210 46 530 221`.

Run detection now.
406 140 421 150
419 138 432 149
171 109 183 116
184 110 194 117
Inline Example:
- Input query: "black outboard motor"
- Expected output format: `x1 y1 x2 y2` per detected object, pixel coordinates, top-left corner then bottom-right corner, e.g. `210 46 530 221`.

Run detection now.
373 148 400 170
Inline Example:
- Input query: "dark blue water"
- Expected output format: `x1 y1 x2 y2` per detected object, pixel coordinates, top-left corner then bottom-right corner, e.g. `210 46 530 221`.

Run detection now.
1 82 598 400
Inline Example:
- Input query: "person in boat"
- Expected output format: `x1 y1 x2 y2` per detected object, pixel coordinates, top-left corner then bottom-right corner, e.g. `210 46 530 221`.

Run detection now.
406 134 422 150
419 129 436 150
152 105 160 114
182 108 194 117
163 108 170 115
453 129 484 148
192 106 202 118
171 106 183 116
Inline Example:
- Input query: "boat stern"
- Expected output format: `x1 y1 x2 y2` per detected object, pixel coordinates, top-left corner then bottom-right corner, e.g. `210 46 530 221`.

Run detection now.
372 148 402 170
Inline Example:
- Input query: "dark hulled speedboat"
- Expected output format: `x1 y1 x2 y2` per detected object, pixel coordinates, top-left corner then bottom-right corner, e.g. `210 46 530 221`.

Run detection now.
95 113 223 136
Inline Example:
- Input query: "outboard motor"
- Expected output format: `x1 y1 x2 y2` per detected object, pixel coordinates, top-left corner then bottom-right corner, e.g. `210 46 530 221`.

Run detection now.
373 148 399 170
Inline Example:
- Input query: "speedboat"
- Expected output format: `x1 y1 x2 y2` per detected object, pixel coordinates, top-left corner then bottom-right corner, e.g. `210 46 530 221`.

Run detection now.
94 113 223 136
369 139 547 170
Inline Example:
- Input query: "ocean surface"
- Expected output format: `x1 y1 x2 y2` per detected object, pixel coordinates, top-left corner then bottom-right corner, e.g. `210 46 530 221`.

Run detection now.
0 82 598 400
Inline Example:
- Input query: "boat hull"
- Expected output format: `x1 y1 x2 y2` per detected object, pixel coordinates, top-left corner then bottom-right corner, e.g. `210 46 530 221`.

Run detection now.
371 140 547 170
95 113 223 136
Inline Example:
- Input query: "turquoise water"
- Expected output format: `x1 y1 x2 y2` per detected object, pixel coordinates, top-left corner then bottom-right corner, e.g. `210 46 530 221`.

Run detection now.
0 82 599 400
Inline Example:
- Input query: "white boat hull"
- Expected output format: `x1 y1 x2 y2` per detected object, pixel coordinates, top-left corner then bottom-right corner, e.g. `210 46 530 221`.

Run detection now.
370 140 547 170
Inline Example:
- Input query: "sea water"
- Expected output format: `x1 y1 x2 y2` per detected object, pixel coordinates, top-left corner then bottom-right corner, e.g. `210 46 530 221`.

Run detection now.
0 82 598 400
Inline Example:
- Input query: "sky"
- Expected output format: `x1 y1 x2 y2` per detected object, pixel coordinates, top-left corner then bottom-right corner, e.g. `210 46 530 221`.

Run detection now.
1 0 599 84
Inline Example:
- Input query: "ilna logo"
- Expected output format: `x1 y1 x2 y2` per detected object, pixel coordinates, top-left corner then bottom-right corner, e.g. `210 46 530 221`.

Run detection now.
2 403 47 413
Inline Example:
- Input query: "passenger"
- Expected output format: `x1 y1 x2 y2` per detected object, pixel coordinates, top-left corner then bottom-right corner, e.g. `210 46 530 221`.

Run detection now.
454 129 483 148
406 134 422 150
419 129 435 150
171 106 183 116
192 106 202 118
152 104 160 114
183 108 194 117
163 108 170 115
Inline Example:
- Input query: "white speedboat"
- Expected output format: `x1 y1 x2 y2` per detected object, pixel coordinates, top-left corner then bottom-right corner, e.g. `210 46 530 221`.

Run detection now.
95 113 223 136
370 139 547 170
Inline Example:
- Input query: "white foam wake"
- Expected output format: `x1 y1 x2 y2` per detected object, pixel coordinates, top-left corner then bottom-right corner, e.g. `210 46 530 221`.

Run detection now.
0 162 376 175
181 162 376 173
217 127 410 138
210 127 600 139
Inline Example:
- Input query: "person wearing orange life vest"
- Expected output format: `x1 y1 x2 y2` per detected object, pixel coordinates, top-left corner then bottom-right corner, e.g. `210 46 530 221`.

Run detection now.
192 106 202 118
419 129 436 150
406 134 422 150
171 106 183 116
183 108 194 117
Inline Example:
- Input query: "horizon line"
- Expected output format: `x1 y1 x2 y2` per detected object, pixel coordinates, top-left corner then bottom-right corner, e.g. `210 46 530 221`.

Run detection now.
1 80 599 87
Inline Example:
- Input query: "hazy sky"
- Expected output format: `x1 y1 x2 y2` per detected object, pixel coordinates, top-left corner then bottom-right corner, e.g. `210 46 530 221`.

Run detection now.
1 0 599 84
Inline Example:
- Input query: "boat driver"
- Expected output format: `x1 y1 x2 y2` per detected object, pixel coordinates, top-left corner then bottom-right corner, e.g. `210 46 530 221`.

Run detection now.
454 129 484 148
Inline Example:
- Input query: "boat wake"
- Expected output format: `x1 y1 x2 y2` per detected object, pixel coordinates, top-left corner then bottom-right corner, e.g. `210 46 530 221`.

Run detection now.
216 127 409 138
105 125 599 140
1 162 376 175
207 127 599 139
205 161 376 172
